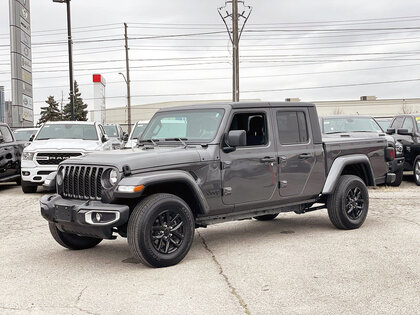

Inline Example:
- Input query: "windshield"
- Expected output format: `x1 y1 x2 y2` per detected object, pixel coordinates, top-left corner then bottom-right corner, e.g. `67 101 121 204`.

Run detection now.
130 123 148 139
140 109 224 142
14 129 37 141
103 125 119 138
36 124 98 140
323 117 383 134
376 119 391 131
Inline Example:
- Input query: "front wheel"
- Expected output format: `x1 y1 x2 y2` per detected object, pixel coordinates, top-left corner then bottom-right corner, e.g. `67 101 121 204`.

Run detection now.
49 223 102 250
327 175 369 230
127 193 195 268
414 157 420 186
22 181 37 193
390 168 404 187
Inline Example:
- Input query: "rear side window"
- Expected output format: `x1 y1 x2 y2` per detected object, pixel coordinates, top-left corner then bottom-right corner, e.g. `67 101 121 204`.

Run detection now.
402 117 414 133
276 111 308 145
0 126 13 142
391 117 404 129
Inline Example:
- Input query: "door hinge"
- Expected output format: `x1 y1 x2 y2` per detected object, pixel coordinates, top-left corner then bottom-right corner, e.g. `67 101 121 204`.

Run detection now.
279 180 288 188
221 161 232 169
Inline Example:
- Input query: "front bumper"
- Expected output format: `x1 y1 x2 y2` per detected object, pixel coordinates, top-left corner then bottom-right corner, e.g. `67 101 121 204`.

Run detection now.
40 194 130 239
21 162 57 185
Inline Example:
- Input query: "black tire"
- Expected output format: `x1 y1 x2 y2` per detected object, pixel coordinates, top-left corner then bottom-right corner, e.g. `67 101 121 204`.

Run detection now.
21 181 37 193
48 223 102 250
390 168 404 187
327 175 369 230
127 193 195 268
414 157 420 186
15 177 21 186
254 213 279 221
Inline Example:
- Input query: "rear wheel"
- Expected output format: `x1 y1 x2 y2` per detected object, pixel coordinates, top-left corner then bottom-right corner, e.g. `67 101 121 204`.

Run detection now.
390 168 404 187
49 223 102 250
414 157 420 186
127 193 195 268
327 175 369 230
254 213 279 221
21 181 37 193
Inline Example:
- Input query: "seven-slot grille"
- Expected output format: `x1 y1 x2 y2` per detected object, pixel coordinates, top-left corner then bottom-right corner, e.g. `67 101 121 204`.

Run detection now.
36 152 82 165
61 165 104 200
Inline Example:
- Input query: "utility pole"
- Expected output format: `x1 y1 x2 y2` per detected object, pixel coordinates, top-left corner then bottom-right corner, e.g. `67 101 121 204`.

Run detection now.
124 22 132 133
218 1 252 102
53 0 74 120
232 0 239 102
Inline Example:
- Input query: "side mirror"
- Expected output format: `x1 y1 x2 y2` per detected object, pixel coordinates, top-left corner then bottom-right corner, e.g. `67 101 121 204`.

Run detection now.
397 128 412 136
224 130 246 152
0 135 4 143
386 128 395 135
102 134 109 143
123 133 129 142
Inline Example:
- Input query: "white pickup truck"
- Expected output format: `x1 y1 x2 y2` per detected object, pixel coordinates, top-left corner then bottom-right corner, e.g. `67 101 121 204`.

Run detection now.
21 121 113 193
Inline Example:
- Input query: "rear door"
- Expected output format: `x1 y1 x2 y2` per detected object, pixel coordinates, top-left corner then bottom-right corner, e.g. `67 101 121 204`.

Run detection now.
274 108 316 197
220 109 277 205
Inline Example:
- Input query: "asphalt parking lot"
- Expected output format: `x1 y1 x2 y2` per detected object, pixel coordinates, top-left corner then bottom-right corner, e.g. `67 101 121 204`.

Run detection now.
0 176 419 315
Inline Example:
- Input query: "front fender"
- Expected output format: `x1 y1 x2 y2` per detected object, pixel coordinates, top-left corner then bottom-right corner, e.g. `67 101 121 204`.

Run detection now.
322 154 375 194
114 170 210 213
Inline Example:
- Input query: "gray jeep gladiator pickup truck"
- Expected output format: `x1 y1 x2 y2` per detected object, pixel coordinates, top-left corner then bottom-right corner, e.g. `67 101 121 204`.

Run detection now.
40 102 395 268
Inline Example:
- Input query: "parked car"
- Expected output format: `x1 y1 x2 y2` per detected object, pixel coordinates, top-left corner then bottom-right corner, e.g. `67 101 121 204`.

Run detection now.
103 123 126 150
375 118 392 131
40 102 395 268
320 115 405 186
13 128 39 142
0 123 24 185
21 121 113 193
124 120 149 148
387 114 420 185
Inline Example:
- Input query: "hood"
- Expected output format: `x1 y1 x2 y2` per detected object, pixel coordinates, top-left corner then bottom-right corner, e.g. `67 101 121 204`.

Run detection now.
25 139 104 152
61 145 203 171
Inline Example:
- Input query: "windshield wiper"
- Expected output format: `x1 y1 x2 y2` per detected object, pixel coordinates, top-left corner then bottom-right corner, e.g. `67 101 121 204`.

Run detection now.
325 131 347 134
138 139 159 146
36 138 50 140
164 138 188 148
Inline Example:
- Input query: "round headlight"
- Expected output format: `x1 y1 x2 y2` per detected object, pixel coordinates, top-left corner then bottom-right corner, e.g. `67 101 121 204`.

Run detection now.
56 167 64 185
109 169 118 185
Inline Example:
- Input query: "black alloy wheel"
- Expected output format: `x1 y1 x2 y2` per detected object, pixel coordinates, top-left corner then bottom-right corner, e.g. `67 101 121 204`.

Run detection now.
345 187 365 220
151 210 185 254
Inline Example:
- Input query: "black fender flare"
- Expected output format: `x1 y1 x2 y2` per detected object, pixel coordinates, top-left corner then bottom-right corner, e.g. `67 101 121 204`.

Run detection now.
115 170 210 214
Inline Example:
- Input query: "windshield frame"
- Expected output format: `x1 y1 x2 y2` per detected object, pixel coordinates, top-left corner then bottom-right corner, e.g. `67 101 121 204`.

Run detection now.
416 116 420 132
140 108 225 144
322 117 383 134
35 123 99 141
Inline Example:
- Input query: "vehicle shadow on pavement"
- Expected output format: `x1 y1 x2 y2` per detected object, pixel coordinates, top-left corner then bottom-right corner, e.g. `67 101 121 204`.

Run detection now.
0 182 20 192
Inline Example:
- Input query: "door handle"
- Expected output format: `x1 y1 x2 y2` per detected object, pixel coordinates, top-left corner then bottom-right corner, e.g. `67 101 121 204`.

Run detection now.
299 153 312 159
260 157 276 163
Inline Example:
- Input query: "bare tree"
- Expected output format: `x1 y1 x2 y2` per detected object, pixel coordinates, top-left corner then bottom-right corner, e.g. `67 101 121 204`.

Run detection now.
333 107 344 115
401 102 414 114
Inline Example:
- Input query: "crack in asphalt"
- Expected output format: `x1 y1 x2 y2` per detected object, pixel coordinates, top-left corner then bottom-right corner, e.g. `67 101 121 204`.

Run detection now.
198 231 251 315
75 286 99 315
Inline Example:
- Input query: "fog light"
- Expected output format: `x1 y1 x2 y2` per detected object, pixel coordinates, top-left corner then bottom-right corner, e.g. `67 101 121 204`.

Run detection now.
95 213 102 222
22 171 30 176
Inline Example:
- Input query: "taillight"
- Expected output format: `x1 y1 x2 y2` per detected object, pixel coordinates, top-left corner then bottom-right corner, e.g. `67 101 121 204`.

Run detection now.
385 147 395 162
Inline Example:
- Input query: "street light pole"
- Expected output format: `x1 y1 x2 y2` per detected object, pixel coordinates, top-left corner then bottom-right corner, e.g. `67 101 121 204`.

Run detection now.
123 23 132 134
53 0 74 120
118 72 131 133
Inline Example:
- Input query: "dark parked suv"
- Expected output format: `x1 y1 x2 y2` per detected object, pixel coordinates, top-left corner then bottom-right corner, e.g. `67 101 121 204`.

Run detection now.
0 123 23 185
387 114 420 185
40 102 394 267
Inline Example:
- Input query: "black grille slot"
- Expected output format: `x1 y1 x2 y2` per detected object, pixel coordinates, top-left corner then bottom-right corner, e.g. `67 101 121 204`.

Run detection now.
36 152 82 165
62 165 105 200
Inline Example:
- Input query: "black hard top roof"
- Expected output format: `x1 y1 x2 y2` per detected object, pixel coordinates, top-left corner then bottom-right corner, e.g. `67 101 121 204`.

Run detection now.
158 101 315 112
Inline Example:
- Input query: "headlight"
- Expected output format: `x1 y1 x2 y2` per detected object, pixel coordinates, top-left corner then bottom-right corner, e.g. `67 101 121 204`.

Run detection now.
109 169 118 185
22 151 35 160
395 141 404 155
56 167 64 186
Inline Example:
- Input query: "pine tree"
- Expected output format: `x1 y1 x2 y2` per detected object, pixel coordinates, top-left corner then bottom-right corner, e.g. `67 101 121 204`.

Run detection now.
38 96 62 125
63 80 88 121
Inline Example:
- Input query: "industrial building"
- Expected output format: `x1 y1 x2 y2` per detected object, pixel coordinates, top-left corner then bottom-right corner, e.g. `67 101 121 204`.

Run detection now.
96 96 420 128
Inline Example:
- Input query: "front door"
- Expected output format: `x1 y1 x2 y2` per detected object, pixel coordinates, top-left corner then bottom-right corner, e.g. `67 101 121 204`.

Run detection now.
0 126 18 179
220 110 277 205
274 109 316 197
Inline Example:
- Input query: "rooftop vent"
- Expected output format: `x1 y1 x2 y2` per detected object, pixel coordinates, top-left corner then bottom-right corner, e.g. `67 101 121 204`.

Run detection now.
360 96 377 101
285 98 301 102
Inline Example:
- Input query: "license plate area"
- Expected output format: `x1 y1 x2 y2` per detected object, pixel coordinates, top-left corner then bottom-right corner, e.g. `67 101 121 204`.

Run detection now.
55 204 73 222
